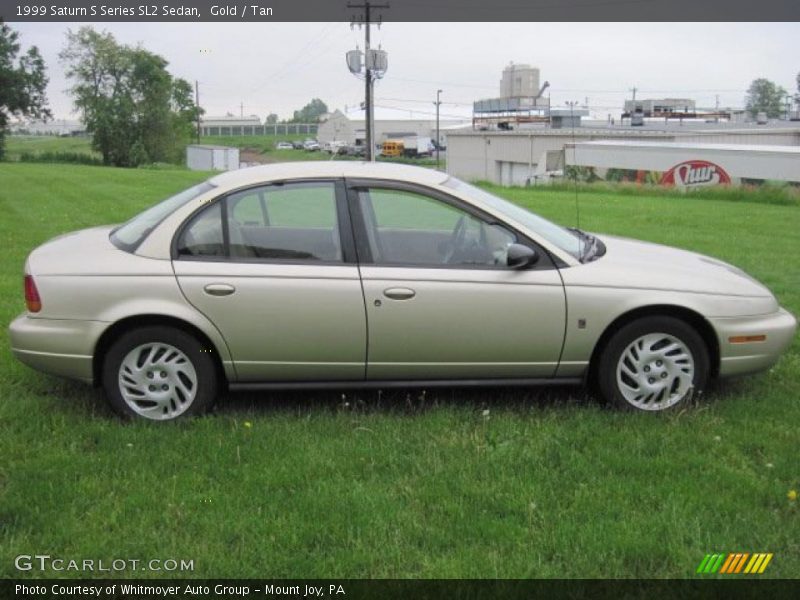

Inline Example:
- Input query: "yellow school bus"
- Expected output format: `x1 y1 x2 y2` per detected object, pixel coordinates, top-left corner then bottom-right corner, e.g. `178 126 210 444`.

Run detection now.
381 140 404 157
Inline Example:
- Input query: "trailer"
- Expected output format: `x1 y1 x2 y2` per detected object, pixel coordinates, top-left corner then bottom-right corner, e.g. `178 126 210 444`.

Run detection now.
566 140 800 187
186 145 239 171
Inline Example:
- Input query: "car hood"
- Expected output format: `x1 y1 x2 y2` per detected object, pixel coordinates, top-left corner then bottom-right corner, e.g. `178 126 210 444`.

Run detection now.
565 234 773 298
26 226 171 276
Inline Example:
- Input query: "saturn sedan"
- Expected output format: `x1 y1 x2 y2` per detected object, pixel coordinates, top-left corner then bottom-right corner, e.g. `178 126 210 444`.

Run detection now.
9 162 796 420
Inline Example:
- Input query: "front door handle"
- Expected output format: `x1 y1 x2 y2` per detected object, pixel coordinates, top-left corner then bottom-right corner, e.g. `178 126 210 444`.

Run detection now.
204 283 236 297
383 287 416 300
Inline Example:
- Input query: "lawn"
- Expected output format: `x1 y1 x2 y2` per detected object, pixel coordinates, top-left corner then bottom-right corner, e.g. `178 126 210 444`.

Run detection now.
3 135 99 162
0 163 798 579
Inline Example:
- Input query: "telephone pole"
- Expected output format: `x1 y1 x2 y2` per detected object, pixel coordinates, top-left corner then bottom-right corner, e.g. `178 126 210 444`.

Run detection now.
347 2 389 161
434 89 442 170
195 80 201 144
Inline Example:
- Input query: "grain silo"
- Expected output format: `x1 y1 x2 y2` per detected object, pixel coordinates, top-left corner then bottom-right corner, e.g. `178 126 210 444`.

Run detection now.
499 63 540 98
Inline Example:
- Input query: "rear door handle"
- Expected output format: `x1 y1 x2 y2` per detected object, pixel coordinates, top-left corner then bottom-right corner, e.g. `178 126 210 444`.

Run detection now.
383 287 416 300
204 283 236 297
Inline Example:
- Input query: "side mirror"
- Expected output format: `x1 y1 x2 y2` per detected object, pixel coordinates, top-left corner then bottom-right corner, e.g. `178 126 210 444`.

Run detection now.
506 243 538 269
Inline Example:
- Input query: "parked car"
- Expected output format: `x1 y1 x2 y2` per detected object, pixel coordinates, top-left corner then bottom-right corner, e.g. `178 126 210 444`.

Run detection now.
9 163 796 421
291 141 305 150
275 141 294 150
324 140 348 155
344 145 366 157
303 139 320 151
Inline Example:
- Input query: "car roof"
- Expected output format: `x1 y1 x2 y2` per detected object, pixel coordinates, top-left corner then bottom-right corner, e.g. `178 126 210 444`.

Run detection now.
207 161 449 189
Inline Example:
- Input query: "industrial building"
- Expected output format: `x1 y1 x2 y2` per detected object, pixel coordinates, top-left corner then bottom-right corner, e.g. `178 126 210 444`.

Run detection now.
316 110 469 147
473 62 551 130
446 121 800 186
623 98 697 116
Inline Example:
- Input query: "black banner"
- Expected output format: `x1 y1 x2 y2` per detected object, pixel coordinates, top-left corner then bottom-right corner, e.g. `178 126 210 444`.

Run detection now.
2 0 800 22
4 579 800 600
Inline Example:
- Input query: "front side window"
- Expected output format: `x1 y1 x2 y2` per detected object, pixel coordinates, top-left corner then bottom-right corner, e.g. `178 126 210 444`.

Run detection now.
357 188 516 267
176 181 342 262
443 177 583 259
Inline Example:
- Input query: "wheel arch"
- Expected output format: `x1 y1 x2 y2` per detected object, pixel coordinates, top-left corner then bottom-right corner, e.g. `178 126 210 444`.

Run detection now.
92 314 229 388
587 305 720 387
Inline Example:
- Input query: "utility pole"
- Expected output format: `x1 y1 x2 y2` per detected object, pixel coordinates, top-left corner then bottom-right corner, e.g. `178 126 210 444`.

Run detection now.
195 80 201 144
347 1 389 161
434 89 442 170
240 101 244 118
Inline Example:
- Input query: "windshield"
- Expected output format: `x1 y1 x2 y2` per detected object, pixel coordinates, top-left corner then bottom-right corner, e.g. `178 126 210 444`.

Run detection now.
443 177 583 259
110 182 215 252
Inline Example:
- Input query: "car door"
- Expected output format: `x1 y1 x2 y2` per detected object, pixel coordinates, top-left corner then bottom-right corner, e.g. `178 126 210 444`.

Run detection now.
347 180 567 380
172 179 367 382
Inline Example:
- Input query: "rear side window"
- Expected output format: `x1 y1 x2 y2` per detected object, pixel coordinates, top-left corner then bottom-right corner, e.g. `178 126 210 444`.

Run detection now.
176 202 224 258
176 182 342 262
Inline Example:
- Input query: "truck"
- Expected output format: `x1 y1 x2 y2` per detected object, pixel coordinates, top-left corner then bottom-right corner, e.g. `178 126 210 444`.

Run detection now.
400 136 434 158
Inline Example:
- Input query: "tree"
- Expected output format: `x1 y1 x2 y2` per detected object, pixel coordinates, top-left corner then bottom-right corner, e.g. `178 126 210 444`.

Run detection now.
795 71 800 106
60 27 198 167
265 113 278 124
291 98 328 123
0 22 50 160
745 78 787 118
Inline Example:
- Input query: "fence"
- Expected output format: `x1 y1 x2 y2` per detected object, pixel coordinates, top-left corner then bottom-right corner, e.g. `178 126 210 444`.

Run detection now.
201 123 319 137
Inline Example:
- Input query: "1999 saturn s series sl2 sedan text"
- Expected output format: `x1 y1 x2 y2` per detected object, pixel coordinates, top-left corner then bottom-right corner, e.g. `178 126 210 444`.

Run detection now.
9 162 797 420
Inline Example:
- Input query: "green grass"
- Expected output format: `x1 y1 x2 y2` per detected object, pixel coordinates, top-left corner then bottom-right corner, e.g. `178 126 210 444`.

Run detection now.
0 164 798 579
4 135 99 162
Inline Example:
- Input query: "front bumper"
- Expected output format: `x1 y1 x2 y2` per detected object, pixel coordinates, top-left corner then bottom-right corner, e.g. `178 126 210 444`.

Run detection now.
711 307 797 377
9 314 108 384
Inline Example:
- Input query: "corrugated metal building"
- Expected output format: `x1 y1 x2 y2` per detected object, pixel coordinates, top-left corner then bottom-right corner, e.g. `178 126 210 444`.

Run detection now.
317 110 469 147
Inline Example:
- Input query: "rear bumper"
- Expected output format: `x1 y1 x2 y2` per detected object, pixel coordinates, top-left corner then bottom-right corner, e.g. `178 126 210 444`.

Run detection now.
9 314 107 384
712 307 797 377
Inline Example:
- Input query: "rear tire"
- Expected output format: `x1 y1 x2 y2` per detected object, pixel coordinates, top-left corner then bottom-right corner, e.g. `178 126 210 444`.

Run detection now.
596 316 709 412
102 326 218 421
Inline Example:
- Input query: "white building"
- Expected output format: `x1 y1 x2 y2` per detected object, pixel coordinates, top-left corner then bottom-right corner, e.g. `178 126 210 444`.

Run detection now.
317 110 469 147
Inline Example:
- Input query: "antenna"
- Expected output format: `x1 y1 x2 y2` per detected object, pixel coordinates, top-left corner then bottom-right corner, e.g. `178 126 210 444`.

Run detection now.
566 100 581 230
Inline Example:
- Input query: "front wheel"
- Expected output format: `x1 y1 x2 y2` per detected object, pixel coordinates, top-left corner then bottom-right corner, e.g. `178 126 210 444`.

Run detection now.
596 316 709 412
102 326 218 421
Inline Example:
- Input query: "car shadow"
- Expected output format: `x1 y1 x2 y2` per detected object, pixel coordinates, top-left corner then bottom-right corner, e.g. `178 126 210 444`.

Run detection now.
215 384 594 417
40 375 752 421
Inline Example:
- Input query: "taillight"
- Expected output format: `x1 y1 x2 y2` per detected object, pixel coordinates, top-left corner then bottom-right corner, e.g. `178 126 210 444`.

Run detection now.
24 275 41 313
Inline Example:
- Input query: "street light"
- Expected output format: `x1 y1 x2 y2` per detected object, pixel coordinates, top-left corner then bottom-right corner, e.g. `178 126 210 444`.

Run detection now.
435 89 442 170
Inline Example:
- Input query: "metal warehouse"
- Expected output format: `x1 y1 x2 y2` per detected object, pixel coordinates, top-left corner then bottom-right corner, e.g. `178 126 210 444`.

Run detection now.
317 110 469 147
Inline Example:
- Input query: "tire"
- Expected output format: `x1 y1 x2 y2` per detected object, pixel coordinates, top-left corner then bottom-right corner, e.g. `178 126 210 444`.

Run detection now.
596 316 709 412
102 326 218 421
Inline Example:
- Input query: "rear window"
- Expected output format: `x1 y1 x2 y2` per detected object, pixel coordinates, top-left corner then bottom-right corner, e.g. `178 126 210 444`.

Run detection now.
110 182 215 252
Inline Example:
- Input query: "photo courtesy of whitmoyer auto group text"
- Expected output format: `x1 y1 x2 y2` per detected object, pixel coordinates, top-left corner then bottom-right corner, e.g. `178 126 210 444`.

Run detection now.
1 0 799 598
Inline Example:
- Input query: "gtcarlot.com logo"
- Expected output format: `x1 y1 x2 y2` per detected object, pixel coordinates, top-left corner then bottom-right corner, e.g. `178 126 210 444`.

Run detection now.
696 552 773 575
15 554 194 572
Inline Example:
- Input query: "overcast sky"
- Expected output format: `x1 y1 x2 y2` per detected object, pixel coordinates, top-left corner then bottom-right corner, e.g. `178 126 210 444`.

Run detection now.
12 22 800 122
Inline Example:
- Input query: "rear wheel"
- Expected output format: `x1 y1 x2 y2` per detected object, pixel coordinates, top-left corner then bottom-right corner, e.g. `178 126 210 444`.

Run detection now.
102 326 218 420
596 316 709 412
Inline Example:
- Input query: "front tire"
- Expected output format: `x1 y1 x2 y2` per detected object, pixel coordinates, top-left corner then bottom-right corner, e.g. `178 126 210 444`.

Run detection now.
102 326 218 421
596 316 709 412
